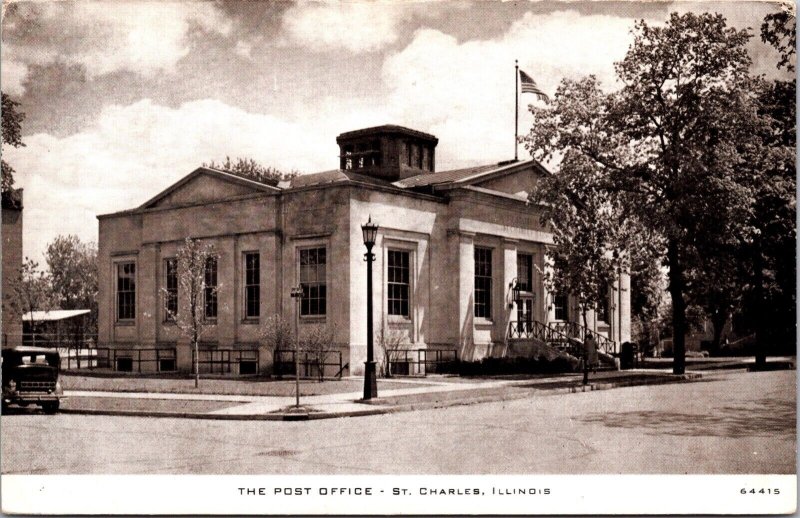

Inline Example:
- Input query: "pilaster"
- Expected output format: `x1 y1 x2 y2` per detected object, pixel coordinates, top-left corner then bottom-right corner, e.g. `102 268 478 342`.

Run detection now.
501 238 518 345
138 243 158 346
449 230 475 359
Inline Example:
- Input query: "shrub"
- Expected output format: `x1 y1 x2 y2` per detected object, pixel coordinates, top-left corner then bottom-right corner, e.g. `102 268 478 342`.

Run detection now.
457 354 580 376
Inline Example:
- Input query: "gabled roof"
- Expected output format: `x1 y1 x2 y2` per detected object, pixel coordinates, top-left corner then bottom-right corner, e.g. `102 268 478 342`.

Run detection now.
394 159 546 189
139 167 281 209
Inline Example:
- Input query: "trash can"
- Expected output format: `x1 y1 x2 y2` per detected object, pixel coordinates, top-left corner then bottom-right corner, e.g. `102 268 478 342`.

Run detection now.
620 342 636 370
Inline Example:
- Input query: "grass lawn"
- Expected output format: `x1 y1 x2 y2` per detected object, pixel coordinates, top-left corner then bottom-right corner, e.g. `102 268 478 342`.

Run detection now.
61 396 237 414
61 374 435 397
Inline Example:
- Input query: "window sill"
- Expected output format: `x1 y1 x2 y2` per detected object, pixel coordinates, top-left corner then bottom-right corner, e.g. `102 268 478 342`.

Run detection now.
241 318 260 325
299 315 326 323
203 319 218 326
162 320 177 326
474 318 494 328
387 315 412 324
115 321 135 327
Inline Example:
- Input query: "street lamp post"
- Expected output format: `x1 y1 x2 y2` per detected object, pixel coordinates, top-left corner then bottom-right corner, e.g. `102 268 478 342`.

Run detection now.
290 285 303 408
361 216 379 400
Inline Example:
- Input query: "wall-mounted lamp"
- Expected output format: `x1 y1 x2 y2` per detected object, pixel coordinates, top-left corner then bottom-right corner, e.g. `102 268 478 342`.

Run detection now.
508 278 521 309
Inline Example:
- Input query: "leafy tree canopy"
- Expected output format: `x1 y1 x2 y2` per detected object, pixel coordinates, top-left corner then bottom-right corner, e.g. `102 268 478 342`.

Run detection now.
203 156 299 187
761 9 796 72
524 12 769 374
2 92 25 197
45 235 98 314
6 258 57 326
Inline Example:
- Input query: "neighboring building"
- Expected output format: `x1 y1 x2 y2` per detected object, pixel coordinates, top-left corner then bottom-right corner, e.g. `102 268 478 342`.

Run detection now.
97 125 630 375
2 188 23 348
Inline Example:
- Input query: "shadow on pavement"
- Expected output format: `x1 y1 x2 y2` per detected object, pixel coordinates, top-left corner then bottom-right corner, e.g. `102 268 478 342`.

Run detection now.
578 398 796 438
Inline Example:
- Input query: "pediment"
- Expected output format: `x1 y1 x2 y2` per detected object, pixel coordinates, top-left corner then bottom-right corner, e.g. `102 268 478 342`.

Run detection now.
141 168 278 209
469 162 547 198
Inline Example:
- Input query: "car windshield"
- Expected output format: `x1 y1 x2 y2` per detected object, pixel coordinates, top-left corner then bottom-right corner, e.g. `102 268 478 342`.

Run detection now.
2 351 60 368
21 354 51 365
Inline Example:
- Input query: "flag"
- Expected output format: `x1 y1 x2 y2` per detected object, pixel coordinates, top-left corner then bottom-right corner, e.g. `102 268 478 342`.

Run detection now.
519 69 549 101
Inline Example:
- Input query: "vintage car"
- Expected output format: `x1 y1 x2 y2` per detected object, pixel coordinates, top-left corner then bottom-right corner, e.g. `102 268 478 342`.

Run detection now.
2 346 64 413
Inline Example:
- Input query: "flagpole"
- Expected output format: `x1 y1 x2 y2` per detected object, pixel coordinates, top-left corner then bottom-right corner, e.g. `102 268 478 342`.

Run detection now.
514 59 519 161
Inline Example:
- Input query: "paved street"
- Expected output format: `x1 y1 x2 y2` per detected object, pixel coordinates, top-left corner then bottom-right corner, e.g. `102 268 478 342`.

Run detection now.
1 369 794 475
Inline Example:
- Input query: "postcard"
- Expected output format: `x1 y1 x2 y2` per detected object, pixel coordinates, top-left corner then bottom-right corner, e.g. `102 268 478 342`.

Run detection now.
1 0 795 514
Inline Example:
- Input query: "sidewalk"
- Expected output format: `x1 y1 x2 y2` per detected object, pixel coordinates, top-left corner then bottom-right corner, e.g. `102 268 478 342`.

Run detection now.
57 369 706 421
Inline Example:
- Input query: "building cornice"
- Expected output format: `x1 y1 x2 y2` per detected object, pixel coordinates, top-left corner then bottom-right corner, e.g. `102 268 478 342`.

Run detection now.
99 176 446 220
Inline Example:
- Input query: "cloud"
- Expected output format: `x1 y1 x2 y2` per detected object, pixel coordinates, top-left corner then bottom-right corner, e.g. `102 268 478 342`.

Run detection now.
380 10 644 167
4 8 662 261
282 2 403 53
3 98 345 261
1 53 28 96
2 1 232 91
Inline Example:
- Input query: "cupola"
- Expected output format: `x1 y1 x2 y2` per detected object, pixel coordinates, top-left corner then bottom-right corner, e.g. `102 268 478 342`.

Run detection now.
336 125 438 182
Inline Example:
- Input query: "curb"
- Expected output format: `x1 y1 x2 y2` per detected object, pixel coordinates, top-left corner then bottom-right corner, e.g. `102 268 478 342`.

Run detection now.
56 373 702 421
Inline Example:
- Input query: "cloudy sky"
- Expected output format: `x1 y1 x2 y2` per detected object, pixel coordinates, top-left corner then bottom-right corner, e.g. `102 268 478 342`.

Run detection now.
1 0 791 263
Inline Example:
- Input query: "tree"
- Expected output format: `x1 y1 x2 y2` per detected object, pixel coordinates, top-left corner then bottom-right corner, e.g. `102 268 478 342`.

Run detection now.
736 10 798 366
8 259 57 339
298 323 337 382
375 318 407 377
529 157 619 330
44 235 98 334
630 255 666 355
260 314 294 375
524 13 763 374
525 79 664 335
260 314 294 353
203 157 299 187
162 238 217 388
1 92 25 194
761 9 796 72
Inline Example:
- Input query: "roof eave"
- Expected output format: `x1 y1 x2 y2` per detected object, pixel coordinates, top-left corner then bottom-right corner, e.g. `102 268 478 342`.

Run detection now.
137 167 281 211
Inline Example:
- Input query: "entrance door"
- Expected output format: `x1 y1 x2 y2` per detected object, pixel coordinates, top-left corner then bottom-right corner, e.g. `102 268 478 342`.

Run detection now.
516 253 535 335
516 297 533 334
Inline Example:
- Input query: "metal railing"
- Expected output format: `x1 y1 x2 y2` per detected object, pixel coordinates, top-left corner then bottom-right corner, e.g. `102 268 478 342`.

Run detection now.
192 349 260 375
273 349 344 379
385 348 458 376
507 320 582 357
547 321 616 355
61 347 178 372
507 320 617 356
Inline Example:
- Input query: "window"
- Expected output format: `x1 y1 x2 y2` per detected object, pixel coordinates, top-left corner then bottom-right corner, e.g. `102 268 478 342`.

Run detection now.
517 253 533 292
554 292 569 321
300 248 326 316
342 145 354 170
474 248 492 319
244 252 260 319
204 257 218 319
597 286 610 323
387 250 410 317
116 262 136 321
356 143 366 169
164 258 178 321
369 140 381 167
